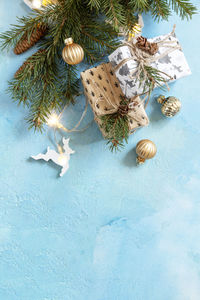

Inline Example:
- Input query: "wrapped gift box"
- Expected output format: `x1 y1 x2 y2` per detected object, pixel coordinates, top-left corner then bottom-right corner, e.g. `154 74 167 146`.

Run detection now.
108 32 191 98
81 63 149 138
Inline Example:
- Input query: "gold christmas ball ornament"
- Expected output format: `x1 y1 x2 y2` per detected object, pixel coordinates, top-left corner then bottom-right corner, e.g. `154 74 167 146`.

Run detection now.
157 95 181 117
136 139 157 164
62 38 84 65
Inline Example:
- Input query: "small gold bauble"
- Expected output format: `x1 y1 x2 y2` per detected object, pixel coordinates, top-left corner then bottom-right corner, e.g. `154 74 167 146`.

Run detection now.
136 139 157 164
157 95 181 117
62 38 84 65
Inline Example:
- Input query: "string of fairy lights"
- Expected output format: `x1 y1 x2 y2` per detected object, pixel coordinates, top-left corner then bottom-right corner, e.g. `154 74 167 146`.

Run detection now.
46 113 66 130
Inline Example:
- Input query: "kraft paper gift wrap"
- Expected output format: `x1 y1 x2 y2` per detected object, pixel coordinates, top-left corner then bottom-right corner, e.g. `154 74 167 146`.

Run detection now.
81 63 149 138
108 31 192 98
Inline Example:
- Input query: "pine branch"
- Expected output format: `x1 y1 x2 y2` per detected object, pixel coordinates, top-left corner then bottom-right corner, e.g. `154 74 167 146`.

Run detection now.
81 22 119 62
138 65 170 93
9 48 64 130
100 96 130 151
150 0 171 20
88 0 101 9
101 113 129 151
82 29 117 50
129 0 149 12
169 0 197 19
62 64 80 103
102 0 126 30
121 0 138 30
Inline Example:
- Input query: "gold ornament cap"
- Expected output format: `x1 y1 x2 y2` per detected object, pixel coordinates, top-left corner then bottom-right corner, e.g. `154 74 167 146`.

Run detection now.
157 95 166 104
64 38 74 45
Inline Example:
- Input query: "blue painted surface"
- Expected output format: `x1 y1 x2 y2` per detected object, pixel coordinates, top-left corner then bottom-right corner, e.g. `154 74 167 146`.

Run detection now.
0 1 200 299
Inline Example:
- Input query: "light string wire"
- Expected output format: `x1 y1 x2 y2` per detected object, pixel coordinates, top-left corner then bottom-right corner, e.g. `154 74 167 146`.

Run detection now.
47 93 93 153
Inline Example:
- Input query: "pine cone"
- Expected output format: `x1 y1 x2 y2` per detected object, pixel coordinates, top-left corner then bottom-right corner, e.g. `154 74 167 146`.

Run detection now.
148 42 159 55
15 61 29 78
136 36 148 48
118 103 129 116
136 36 158 55
15 49 46 78
14 25 46 55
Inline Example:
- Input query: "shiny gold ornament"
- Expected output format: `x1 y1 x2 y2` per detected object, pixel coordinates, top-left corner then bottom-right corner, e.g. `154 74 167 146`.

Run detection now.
136 139 157 164
62 38 84 65
157 95 181 117
128 23 142 41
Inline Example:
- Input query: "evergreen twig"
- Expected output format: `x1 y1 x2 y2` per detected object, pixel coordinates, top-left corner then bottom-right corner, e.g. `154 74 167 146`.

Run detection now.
100 96 130 151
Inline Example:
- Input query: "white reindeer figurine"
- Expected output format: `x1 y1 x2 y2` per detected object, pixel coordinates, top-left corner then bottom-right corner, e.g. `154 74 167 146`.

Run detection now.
31 138 75 177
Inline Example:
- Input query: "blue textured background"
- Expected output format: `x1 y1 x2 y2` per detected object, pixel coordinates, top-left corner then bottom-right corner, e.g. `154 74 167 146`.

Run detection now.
0 1 200 299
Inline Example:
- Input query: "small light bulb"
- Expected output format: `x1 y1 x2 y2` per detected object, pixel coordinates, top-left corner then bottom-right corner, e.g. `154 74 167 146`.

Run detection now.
46 113 60 127
32 0 42 9
58 154 68 165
